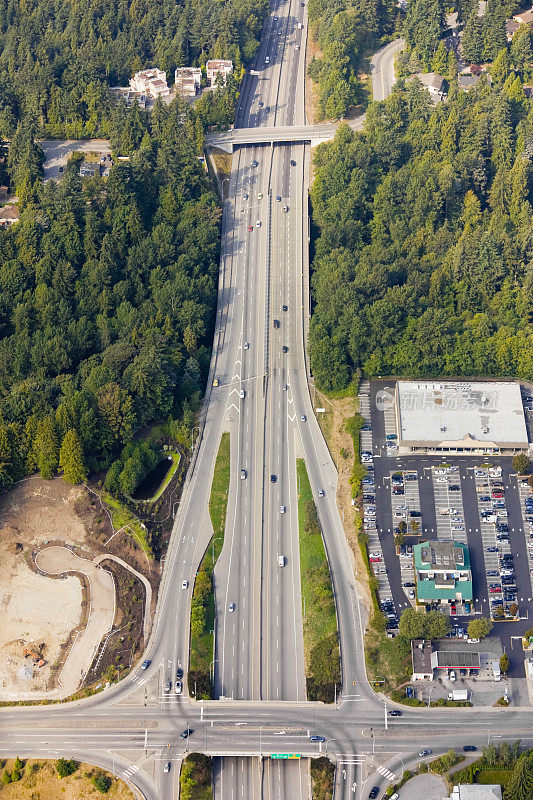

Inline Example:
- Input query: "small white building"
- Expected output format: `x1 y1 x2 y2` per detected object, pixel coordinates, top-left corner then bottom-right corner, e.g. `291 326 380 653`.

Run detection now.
206 59 233 87
446 785 502 800
0 205 20 227
175 67 202 97
129 68 170 98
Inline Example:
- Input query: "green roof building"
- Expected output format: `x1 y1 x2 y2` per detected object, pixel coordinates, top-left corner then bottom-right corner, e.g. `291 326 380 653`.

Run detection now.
414 540 473 604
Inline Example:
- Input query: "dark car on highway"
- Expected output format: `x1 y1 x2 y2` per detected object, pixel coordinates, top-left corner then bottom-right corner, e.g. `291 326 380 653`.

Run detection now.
388 710 402 717
369 788 379 799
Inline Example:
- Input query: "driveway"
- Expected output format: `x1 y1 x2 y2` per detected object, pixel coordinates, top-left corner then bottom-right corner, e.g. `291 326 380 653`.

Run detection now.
398 773 448 800
39 139 111 182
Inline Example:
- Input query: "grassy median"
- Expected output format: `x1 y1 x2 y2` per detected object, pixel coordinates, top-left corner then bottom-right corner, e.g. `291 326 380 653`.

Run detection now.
188 433 230 699
179 754 212 800
297 459 341 702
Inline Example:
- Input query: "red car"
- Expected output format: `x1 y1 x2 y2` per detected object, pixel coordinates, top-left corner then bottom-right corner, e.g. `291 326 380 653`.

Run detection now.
450 604 457 615
492 491 503 498
248 225 253 231
370 557 381 563
489 585 501 593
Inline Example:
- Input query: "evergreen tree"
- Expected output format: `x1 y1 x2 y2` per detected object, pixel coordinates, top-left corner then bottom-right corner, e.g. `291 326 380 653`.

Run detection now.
491 48 510 83
462 11 484 64
504 756 533 800
36 417 59 480
482 0 507 61
59 430 86 485
432 40 448 73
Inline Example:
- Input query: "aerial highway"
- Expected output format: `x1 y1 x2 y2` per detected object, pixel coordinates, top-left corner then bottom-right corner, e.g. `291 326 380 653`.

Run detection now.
0 11 482 800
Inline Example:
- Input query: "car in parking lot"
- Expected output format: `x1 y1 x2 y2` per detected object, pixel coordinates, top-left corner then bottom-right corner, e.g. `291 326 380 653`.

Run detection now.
487 547 499 552
487 570 499 577
489 585 502 593
370 556 381 562
449 484 460 491
480 496 491 502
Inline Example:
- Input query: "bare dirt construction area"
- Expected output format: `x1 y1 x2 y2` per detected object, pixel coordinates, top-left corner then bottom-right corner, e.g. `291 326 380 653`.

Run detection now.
0 759 134 800
0 478 90 697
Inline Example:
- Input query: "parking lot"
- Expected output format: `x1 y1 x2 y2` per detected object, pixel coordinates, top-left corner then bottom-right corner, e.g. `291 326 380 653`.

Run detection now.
359 379 533 678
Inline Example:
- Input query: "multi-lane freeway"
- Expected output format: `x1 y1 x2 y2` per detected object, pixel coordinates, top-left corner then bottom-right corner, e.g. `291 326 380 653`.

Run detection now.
7 9 531 800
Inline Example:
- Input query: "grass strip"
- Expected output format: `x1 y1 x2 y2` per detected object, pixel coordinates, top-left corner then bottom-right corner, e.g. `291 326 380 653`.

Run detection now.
145 452 181 503
102 491 153 560
297 459 340 703
179 754 212 800
188 433 230 699
311 757 335 800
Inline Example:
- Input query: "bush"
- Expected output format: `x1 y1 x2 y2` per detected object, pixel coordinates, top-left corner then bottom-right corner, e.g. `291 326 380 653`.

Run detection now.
56 758 79 777
10 769 21 782
92 773 112 793
1 770 11 785
512 454 530 475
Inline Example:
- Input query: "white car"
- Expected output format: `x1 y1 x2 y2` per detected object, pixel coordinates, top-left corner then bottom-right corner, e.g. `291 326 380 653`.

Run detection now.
280 505 286 514
239 389 246 398
244 341 250 350
181 580 188 590
256 219 261 227
229 602 235 612
175 680 183 694
449 670 456 682
265 56 270 63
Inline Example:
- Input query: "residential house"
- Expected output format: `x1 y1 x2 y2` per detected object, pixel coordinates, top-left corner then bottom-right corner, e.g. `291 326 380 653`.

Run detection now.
513 7 533 25
458 74 482 91
175 67 202 97
416 72 447 100
129 68 170 98
206 60 233 87
413 540 473 606
0 205 20 227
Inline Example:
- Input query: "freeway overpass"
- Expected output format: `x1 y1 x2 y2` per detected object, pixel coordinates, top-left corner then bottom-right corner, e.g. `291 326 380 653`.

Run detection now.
206 121 359 152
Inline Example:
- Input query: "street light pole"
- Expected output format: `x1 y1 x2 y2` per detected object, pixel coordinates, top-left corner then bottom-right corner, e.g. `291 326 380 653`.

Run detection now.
212 537 222 565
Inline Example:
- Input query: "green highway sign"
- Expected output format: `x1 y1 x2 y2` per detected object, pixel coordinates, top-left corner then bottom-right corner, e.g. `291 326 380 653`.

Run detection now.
271 754 301 759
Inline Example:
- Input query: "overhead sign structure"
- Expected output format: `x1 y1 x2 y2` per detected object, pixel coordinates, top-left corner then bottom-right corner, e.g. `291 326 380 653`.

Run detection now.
271 754 301 759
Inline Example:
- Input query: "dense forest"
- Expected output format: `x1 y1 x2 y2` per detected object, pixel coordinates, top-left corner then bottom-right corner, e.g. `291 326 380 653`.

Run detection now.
307 0 399 119
0 102 220 492
0 0 268 138
309 79 533 391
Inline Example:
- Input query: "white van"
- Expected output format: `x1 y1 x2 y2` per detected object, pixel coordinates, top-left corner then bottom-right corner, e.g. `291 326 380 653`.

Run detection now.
278 555 285 567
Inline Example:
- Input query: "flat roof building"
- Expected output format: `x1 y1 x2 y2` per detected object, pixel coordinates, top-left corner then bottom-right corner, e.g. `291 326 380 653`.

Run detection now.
395 381 529 455
414 540 473 605
431 650 480 670
411 639 434 681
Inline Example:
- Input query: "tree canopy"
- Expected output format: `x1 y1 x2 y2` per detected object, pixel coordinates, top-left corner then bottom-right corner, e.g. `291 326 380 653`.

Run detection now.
309 80 533 391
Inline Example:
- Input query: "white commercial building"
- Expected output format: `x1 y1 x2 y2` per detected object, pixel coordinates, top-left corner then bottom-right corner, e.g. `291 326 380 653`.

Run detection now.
393 381 529 456
129 68 170 98
206 59 233 86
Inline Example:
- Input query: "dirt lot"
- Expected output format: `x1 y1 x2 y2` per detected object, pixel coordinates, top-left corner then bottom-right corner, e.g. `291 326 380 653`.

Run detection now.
0 759 134 800
0 478 89 696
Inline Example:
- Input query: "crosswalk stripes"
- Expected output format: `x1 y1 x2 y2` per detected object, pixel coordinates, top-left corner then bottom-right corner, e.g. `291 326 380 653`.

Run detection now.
376 764 396 781
122 765 140 779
